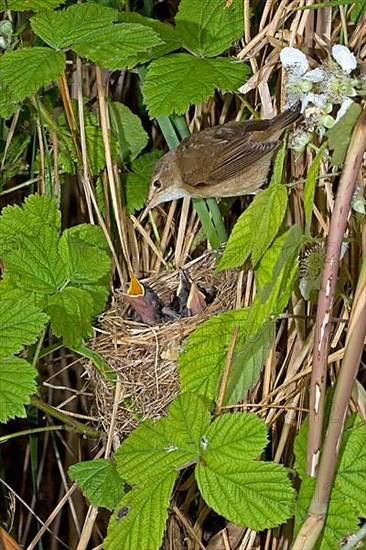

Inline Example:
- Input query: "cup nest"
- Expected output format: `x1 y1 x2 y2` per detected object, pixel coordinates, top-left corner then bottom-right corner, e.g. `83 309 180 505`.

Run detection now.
86 251 239 437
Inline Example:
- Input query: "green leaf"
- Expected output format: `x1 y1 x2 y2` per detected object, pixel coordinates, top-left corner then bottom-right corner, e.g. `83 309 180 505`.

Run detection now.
46 286 95 347
117 12 182 64
31 4 118 49
58 228 111 284
0 194 60 243
69 459 123 510
196 456 295 530
163 394 211 450
0 289 49 356
108 101 148 163
85 125 108 175
124 151 162 215
326 102 361 166
0 83 20 119
104 471 177 550
202 413 268 461
247 226 301 332
72 24 162 71
304 144 327 237
0 0 65 10
178 308 249 400
0 134 31 189
79 280 109 316
65 223 109 252
0 47 66 104
175 0 243 57
143 53 249 118
114 417 200 485
1 225 67 294
224 321 275 405
0 356 38 422
217 184 288 271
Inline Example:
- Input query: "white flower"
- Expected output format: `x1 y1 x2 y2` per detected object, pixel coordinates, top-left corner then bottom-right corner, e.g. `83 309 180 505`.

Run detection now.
335 98 354 123
280 47 308 75
0 36 6 50
332 45 357 74
304 68 325 83
301 92 327 111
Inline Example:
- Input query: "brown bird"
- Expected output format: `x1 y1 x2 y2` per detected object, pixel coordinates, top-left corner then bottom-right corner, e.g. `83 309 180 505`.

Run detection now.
145 106 301 211
176 269 208 317
123 273 163 326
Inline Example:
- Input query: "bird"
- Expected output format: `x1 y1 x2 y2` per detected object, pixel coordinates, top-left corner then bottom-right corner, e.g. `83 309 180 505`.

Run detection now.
123 273 163 326
176 269 208 317
123 273 179 325
145 106 301 211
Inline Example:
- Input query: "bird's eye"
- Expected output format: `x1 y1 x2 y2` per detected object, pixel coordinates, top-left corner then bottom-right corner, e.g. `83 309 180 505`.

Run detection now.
153 179 161 189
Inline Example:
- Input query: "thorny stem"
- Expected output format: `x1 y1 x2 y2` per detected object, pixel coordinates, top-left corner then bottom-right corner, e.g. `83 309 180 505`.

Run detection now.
293 253 366 549
306 107 366 478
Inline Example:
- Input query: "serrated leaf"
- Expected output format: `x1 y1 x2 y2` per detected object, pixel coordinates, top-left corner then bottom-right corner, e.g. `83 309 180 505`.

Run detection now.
175 0 243 57
196 457 295 530
1 225 67 294
124 151 163 215
0 194 60 243
105 471 177 550
46 286 95 347
164 394 211 450
31 4 118 49
0 0 65 10
80 280 109 316
72 24 162 71
66 223 109 252
143 53 249 118
178 308 249 399
224 321 275 405
58 229 111 284
202 413 268 461
217 184 288 271
108 101 148 163
0 357 37 422
0 83 20 119
114 416 199 485
116 11 182 65
0 47 66 105
246 228 300 333
326 102 361 166
0 289 49 355
304 144 327 236
84 125 108 175
69 459 123 510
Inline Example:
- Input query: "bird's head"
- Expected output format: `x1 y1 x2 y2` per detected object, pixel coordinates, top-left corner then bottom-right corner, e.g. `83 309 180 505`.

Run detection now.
145 150 187 213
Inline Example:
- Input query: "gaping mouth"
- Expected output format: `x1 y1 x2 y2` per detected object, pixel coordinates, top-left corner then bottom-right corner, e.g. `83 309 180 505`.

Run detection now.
127 273 144 297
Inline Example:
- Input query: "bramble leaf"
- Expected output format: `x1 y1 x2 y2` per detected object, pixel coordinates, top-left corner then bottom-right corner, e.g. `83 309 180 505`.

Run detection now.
72 24 162 71
69 459 123 510
58 229 111 284
224 321 275 405
0 357 38 422
46 286 95 347
217 184 288 271
105 471 177 550
117 12 182 65
326 102 361 166
0 47 66 104
124 151 162 215
109 101 149 163
143 54 249 118
0 0 65 10
178 308 249 399
0 288 49 356
31 4 117 49
175 0 243 57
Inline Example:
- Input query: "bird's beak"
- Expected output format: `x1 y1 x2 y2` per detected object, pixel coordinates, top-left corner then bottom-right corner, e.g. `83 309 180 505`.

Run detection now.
127 272 144 296
140 194 157 221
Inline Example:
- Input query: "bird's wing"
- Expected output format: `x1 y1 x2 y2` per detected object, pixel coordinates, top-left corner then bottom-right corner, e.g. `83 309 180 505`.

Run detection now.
176 122 280 187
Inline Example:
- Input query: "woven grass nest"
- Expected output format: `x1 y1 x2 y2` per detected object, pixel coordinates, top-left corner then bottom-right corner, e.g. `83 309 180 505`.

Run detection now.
88 251 239 437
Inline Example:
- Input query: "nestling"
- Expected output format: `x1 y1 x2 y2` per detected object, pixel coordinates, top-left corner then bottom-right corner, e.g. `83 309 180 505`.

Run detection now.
146 106 301 211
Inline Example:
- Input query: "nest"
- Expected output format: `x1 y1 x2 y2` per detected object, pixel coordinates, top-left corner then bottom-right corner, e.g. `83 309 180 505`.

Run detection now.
87 251 239 437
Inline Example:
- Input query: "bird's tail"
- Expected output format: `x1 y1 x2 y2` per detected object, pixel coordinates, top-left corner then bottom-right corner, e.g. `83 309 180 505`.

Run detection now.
272 104 302 129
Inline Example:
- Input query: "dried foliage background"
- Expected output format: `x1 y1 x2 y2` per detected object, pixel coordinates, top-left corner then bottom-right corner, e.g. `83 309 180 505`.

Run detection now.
0 1 365 550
